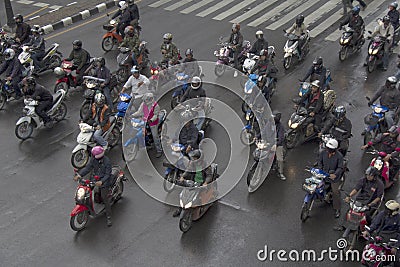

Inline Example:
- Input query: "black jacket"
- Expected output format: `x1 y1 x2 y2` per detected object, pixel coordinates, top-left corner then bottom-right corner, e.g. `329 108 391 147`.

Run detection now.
302 65 327 88
65 48 90 71
181 87 206 103
112 8 133 24
94 66 111 86
251 58 271 75
354 177 384 205
388 9 400 29
300 89 324 114
340 13 364 33
179 122 199 149
317 150 344 181
370 85 400 110
321 116 352 140
78 156 112 188
128 3 140 20
249 38 268 55
228 32 243 49
26 35 45 53
26 84 53 102
369 134 400 154
15 22 31 44
0 58 23 78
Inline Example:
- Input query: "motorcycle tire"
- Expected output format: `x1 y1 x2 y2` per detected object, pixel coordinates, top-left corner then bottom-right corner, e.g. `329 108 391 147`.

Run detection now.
240 128 256 146
70 210 89 231
52 102 67 122
300 201 311 222
115 180 124 202
71 149 90 169
367 58 376 73
241 102 249 113
123 142 139 162
117 67 129 83
179 210 193 233
101 36 114 52
214 64 226 77
111 85 121 105
283 56 292 70
0 92 6 110
15 121 33 140
163 170 177 192
54 82 69 94
80 102 91 121
107 127 121 147
339 47 348 61
246 163 258 187
49 54 62 69
170 96 179 109
285 131 298 149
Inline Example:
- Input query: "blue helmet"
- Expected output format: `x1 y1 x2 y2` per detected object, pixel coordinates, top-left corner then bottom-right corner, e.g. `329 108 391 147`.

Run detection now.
352 6 360 15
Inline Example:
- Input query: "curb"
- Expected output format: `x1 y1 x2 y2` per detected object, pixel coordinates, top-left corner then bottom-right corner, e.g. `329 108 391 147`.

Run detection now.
41 0 119 34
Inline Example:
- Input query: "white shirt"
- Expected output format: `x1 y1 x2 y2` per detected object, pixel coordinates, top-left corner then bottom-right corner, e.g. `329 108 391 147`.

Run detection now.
123 74 150 97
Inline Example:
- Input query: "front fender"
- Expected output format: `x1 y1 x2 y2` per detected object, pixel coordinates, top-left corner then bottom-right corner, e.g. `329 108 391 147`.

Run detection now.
303 193 314 203
56 77 69 84
70 204 89 216
180 208 192 219
16 116 31 125
72 144 88 154
284 52 292 58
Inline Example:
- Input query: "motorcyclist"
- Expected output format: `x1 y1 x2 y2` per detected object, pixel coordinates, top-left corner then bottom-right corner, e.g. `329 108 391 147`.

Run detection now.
301 57 327 90
299 80 325 133
25 25 45 71
319 106 353 157
334 166 385 231
285 15 308 60
367 76 400 128
250 49 272 76
14 14 31 44
121 66 150 108
127 0 140 27
273 111 286 180
0 48 23 100
86 93 110 149
65 40 91 85
86 57 113 110
177 109 199 153
119 25 140 67
317 138 344 218
180 76 206 130
182 48 200 78
112 1 133 38
131 92 162 158
22 76 54 127
388 2 400 44
249 30 268 56
362 125 400 154
339 6 365 47
160 33 179 66
366 15 394 70
74 146 113 227
228 23 243 77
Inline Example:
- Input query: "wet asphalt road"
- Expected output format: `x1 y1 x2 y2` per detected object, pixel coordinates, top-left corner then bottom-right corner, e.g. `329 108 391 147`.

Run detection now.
1 1 400 266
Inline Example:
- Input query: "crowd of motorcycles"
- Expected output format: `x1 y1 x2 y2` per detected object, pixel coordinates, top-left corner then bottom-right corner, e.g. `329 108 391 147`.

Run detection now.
1 2 400 263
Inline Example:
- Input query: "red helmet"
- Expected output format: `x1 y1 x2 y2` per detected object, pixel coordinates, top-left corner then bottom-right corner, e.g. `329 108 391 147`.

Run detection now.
91 146 105 159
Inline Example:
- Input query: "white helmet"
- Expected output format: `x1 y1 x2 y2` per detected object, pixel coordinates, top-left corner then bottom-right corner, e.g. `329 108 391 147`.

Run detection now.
191 76 201 90
143 92 154 103
256 30 263 39
385 200 400 215
4 48 15 60
119 1 128 10
326 138 338 149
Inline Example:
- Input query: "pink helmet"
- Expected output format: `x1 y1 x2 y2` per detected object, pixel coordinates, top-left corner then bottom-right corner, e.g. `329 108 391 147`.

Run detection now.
91 146 105 159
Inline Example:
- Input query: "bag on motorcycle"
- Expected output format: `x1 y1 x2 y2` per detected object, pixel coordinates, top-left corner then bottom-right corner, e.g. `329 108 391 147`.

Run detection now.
322 89 336 111
364 114 380 126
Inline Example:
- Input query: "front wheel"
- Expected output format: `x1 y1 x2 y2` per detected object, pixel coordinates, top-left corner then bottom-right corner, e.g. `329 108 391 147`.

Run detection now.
71 149 90 169
123 142 139 162
54 82 69 94
171 96 180 109
49 54 62 69
102 36 114 52
179 210 193 233
117 67 129 83
107 127 121 147
285 131 298 149
52 102 67 122
367 57 376 73
240 128 255 146
247 163 264 189
163 170 177 192
80 102 91 121
0 92 6 110
214 64 226 77
70 210 89 231
283 56 292 70
15 121 34 140
300 201 311 222
339 46 348 61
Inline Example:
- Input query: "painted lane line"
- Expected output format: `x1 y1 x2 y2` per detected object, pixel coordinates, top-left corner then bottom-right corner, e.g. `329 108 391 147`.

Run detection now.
67 2 77 6
33 2 49 7
17 0 34 4
24 6 49 18
149 0 173 8
49 5 63 10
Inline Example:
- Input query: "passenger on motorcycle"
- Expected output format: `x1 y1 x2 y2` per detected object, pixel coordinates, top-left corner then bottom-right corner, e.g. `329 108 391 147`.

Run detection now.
74 146 113 227
121 66 150 108
250 49 272 76
362 200 400 251
228 23 243 77
317 138 344 218
65 40 91 86
368 76 400 128
119 25 140 66
86 57 113 110
14 14 31 44
172 149 214 217
22 76 53 127
182 48 200 78
249 30 268 56
0 48 23 100
131 93 162 158
299 80 325 133
339 6 365 47
180 76 206 131
388 2 399 33
112 1 133 38
362 125 400 154
301 57 327 90
160 33 179 66
86 93 110 149
25 25 45 71
285 15 307 59
319 106 353 157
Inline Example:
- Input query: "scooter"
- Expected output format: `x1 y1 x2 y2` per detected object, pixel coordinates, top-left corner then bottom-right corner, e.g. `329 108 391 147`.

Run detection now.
116 93 132 131
338 26 365 61
178 163 219 233
101 17 123 52
15 89 67 140
71 120 121 169
116 47 132 83
70 166 126 231
18 44 62 76
282 30 310 70
162 143 188 192
0 78 23 110
53 60 79 93
363 98 389 145
246 140 274 192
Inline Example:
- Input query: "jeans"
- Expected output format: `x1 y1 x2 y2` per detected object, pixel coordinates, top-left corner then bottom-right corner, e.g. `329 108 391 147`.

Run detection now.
150 124 162 152
195 109 205 131
342 0 352 13
386 109 396 128
331 181 341 210
102 86 113 110
31 51 45 69
100 186 112 219
93 128 108 146
36 100 52 123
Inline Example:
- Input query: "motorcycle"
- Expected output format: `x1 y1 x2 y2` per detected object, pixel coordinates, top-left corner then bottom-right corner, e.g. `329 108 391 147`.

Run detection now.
0 78 23 110
338 26 365 61
300 167 346 222
101 17 123 52
18 43 62 76
53 60 79 93
116 93 132 131
71 120 121 169
15 89 67 140
178 163 219 233
240 104 260 146
362 225 399 267
70 166 126 231
246 140 275 192
363 98 389 145
283 30 310 70
171 72 190 109
116 47 132 83
367 149 392 189
122 109 167 162
162 143 188 192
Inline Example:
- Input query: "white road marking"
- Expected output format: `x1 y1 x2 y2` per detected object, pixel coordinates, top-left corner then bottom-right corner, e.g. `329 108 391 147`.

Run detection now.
196 0 234 18
165 0 193 11
229 0 280 24
33 2 49 7
17 0 34 4
247 0 298 27
180 0 214 14
213 0 257 21
149 0 173 8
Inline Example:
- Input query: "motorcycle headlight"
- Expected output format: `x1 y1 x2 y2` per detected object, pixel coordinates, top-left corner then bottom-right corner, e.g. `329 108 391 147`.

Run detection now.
285 48 293 53
185 201 193 209
154 70 158 75
54 67 65 76
290 122 299 129
110 19 116 25
374 106 383 113
246 113 250 121
171 143 182 152
76 188 85 201
342 38 349 44
85 81 96 89
372 49 379 55
256 141 267 149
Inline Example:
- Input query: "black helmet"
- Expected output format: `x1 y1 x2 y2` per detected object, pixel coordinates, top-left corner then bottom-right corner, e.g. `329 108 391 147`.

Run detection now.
96 57 106 67
25 76 36 87
14 14 23 24
72 40 82 50
333 106 346 119
188 149 201 160
296 15 304 25
365 166 380 177
383 15 391 24
313 56 323 66
273 111 281 123
185 48 193 56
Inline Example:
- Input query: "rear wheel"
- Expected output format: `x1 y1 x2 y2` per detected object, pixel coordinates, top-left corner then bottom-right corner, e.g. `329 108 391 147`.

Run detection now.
70 210 89 231
102 36 114 52
339 46 348 61
117 67 129 83
240 128 255 146
163 170 177 192
107 127 120 147
15 121 33 140
283 56 292 70
71 149 90 169
214 64 226 77
367 57 376 73
53 102 67 122
300 201 311 222
80 102 91 121
49 55 62 69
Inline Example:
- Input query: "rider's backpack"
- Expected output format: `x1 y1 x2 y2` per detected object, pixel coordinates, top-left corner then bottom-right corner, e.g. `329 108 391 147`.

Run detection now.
322 89 336 112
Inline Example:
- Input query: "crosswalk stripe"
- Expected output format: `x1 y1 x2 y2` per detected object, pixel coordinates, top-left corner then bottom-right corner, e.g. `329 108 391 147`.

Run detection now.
196 0 234 17
229 0 280 24
213 0 257 21
365 10 387 33
304 1 339 27
310 9 342 38
164 0 193 11
247 0 298 28
266 0 316 31
325 0 388 41
180 0 214 14
149 0 173 8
